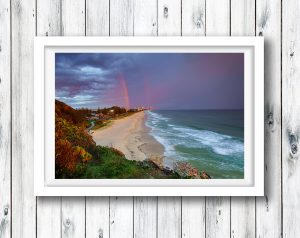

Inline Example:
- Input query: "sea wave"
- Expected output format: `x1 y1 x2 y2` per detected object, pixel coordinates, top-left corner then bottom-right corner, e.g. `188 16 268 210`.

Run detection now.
173 126 244 156
146 111 244 158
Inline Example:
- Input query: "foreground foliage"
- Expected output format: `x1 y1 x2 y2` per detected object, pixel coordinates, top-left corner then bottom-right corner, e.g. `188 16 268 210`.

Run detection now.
81 146 180 179
55 116 94 178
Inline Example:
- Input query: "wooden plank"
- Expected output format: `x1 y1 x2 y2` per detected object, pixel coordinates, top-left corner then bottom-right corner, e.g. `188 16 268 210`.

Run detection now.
110 0 134 36
230 197 255 238
157 197 181 238
282 0 300 237
134 197 157 238
230 1 256 237
37 197 61 238
134 0 157 36
182 197 205 238
182 0 205 36
181 1 206 237
60 1 86 238
256 0 282 237
156 1 182 237
157 0 181 35
206 198 230 238
205 1 231 237
206 0 230 36
11 0 36 237
36 1 62 238
0 0 11 237
86 0 109 36
85 197 109 238
62 197 85 238
36 0 61 36
231 0 255 36
61 0 85 36
84 1 110 238
110 197 133 238
133 1 158 238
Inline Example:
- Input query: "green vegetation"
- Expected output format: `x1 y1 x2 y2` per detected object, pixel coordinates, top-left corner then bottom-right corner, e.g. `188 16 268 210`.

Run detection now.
81 146 180 179
91 120 112 130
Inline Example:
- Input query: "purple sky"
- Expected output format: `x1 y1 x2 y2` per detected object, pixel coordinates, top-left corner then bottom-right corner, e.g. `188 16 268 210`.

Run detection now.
55 53 244 110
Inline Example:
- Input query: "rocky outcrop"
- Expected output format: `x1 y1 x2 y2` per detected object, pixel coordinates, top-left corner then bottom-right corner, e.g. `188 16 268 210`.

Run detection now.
148 156 210 179
148 156 164 170
174 161 200 178
174 161 211 179
200 171 211 179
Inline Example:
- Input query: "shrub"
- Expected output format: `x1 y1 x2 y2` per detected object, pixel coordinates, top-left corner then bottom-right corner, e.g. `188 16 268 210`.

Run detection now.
55 116 95 151
55 138 92 178
55 139 77 175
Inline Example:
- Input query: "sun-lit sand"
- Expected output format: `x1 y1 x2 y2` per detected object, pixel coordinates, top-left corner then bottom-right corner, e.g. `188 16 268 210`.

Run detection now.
92 111 164 161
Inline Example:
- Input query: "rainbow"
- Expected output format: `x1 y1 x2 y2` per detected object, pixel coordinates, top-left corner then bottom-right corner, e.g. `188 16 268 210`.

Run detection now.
117 74 130 109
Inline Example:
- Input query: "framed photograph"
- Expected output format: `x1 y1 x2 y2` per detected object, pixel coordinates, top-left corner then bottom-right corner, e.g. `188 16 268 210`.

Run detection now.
34 37 264 196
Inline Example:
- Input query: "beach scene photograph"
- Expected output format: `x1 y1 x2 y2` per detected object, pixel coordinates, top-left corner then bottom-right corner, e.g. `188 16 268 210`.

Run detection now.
55 52 244 179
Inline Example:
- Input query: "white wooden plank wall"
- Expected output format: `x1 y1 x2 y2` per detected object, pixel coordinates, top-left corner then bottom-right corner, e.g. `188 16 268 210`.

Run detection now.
2 0 297 237
256 0 282 237
0 0 11 237
282 0 300 237
11 0 36 238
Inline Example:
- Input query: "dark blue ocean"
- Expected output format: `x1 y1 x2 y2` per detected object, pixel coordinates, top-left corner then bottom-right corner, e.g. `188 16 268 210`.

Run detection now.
145 110 244 179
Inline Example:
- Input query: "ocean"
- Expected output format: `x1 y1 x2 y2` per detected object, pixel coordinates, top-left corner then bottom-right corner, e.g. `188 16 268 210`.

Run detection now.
145 110 244 179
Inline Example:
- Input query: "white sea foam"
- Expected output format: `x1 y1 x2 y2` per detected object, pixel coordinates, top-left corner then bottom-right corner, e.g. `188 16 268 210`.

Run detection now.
146 111 244 158
172 126 244 156
146 112 177 157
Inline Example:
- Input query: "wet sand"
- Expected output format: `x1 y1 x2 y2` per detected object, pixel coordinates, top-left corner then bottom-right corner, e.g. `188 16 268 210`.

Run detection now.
92 111 164 161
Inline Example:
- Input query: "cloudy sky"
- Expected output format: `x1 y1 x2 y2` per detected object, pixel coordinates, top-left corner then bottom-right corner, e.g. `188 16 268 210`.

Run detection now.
55 53 244 110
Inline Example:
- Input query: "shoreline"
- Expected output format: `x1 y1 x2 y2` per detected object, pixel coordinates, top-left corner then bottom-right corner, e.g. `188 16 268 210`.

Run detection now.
92 111 165 161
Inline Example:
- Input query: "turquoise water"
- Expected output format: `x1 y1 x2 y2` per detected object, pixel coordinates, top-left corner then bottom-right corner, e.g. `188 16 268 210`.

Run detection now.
145 110 244 179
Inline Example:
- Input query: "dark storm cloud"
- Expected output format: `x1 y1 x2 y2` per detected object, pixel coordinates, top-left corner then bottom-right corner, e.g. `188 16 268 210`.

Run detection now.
55 52 244 109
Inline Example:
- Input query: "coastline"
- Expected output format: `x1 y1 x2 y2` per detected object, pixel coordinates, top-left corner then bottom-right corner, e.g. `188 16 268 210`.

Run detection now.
92 111 165 161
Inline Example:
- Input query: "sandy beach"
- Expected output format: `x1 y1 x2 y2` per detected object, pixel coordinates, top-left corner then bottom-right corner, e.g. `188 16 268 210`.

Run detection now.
92 111 164 161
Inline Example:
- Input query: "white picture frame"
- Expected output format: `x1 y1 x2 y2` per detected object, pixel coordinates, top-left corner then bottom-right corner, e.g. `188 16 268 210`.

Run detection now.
34 36 264 196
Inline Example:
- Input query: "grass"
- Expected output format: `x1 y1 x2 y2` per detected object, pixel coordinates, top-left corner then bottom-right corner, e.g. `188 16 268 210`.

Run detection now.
78 146 180 179
92 120 112 130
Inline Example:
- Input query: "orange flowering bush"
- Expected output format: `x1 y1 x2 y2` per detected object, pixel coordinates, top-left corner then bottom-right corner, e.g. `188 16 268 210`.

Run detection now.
55 101 95 178
55 139 92 177
73 146 92 162
55 116 95 151
55 139 77 174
